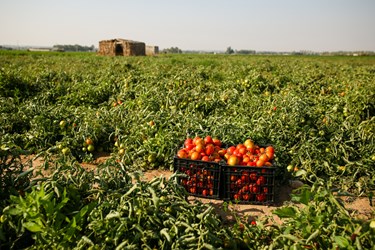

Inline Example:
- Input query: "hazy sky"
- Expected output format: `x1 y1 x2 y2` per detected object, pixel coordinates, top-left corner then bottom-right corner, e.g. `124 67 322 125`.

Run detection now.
1 0 374 52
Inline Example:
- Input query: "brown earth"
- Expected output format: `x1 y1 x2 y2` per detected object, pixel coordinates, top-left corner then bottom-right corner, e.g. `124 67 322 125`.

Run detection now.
21 154 374 224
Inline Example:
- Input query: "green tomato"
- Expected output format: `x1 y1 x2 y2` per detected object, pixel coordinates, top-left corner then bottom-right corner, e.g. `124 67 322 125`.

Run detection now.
287 165 294 172
59 120 66 127
87 144 95 152
62 147 70 155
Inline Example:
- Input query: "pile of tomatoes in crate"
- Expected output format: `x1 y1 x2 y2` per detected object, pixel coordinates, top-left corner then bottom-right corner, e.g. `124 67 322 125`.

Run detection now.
176 135 275 167
175 136 276 204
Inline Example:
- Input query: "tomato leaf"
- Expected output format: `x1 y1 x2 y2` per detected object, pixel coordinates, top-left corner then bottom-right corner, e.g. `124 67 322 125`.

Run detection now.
273 207 297 218
23 221 44 232
334 236 350 248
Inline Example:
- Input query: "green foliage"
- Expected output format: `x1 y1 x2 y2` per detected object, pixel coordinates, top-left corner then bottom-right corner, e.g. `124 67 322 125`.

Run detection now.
0 52 374 248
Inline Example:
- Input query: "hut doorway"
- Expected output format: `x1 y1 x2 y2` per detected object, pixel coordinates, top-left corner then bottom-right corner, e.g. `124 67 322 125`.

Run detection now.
115 43 123 56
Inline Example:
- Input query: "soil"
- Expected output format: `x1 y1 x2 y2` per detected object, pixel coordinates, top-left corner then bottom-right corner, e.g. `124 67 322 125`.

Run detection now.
20 153 374 224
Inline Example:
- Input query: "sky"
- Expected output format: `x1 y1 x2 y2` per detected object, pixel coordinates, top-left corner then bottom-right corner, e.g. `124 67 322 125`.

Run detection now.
1 0 374 52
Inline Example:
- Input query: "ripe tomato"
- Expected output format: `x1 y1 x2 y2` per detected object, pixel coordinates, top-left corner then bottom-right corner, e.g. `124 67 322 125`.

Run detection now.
233 193 240 201
256 193 266 202
227 155 239 166
227 146 236 155
249 172 257 181
242 194 250 201
244 139 255 150
189 187 197 194
85 138 94 145
204 135 213 145
202 189 208 196
185 143 195 151
212 138 222 147
256 176 266 185
201 155 210 161
265 146 275 160
195 144 205 153
259 153 269 163
205 144 215 155
256 159 265 167
190 151 200 160
177 149 188 158
184 138 193 146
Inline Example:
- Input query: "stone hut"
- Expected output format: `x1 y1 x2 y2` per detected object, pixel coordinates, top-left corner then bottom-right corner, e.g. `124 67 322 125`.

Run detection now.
98 39 146 56
146 45 159 56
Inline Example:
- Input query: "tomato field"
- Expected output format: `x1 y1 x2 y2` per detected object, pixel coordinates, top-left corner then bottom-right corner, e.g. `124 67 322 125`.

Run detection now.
1 50 374 249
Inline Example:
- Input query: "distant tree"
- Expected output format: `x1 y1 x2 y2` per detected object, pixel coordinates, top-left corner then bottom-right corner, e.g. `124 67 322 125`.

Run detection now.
236 49 256 55
53 44 96 52
161 47 182 54
226 46 234 54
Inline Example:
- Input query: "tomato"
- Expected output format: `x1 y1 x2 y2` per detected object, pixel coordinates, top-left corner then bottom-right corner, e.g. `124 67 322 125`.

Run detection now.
185 143 195 151
190 151 200 160
209 189 214 196
256 193 266 202
227 146 236 155
259 153 269 163
195 144 205 153
256 159 265 167
61 147 70 155
204 135 213 145
250 184 260 194
85 138 94 145
87 144 95 152
242 193 250 201
233 193 240 201
184 138 193 146
177 149 188 158
256 176 266 185
265 146 275 159
193 137 204 146
205 144 215 155
201 155 210 161
202 189 208 196
59 120 66 127
212 138 222 147
244 139 255 150
189 187 197 194
227 155 239 166
218 148 227 157
241 174 249 183
230 175 237 182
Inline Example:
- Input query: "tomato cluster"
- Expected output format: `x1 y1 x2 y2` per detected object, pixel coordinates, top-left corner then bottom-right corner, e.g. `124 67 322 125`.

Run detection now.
177 136 224 162
227 168 272 202
178 164 218 197
177 136 275 168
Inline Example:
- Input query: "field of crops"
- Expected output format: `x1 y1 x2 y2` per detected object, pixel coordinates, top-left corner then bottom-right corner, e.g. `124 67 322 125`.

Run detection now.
1 50 374 249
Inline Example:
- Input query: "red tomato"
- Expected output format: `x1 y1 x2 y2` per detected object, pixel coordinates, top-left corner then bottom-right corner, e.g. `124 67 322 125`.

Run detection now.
204 135 213 145
233 193 240 201
185 143 195 151
212 138 222 147
242 194 250 201
189 187 197 194
184 138 193 147
249 172 257 181
201 155 210 161
256 176 266 185
256 193 266 202
202 189 208 196
227 146 236 155
205 144 215 155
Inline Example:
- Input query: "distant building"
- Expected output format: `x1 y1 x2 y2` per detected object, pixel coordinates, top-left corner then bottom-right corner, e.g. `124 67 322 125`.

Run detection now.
146 45 159 56
98 39 146 56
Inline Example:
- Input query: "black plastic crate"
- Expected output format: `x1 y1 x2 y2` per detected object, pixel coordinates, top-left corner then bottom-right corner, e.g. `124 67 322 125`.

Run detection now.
173 157 222 199
222 165 276 205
